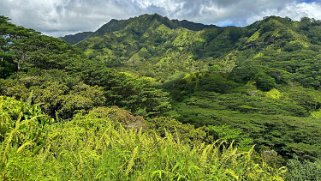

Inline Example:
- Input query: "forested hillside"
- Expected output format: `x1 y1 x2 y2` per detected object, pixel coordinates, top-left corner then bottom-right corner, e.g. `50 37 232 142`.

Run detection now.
66 14 321 160
1 14 321 180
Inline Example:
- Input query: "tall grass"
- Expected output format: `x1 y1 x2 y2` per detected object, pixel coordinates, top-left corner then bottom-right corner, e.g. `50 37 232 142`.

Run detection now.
0 96 286 180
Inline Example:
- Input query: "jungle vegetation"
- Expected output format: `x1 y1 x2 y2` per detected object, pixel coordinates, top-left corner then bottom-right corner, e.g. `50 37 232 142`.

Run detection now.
1 14 321 180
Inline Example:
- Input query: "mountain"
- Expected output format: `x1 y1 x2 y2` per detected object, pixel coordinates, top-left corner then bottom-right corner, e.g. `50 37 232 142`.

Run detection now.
71 14 321 160
72 14 321 87
61 14 216 44
60 31 93 44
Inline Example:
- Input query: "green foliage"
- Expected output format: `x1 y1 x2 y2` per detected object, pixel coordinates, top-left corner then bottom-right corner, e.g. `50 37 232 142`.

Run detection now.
230 63 276 91
0 96 51 143
164 72 239 101
0 16 81 72
148 117 209 144
0 98 286 180
0 96 52 179
207 125 253 150
0 70 106 119
255 71 276 91
284 86 321 112
266 88 282 99
286 158 321 180
174 90 321 160
0 56 16 79
79 64 172 117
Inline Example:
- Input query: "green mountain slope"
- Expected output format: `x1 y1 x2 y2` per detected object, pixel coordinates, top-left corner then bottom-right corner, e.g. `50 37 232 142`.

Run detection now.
75 14 225 80
71 14 321 161
76 15 321 85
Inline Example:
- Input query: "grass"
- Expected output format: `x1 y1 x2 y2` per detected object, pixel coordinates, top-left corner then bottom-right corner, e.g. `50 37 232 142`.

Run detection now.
0 96 286 180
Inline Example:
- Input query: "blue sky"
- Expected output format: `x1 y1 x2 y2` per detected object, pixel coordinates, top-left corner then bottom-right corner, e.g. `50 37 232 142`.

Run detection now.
1 0 321 36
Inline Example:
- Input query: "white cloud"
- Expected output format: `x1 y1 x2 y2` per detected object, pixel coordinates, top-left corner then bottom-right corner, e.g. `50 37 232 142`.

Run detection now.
0 0 140 36
0 0 321 36
246 2 321 24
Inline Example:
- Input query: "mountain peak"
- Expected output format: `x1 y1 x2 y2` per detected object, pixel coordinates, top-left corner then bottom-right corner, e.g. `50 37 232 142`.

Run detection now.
92 14 214 37
141 13 164 19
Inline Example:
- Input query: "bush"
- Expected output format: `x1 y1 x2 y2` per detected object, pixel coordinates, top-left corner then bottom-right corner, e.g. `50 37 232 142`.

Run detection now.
286 158 321 181
255 72 276 91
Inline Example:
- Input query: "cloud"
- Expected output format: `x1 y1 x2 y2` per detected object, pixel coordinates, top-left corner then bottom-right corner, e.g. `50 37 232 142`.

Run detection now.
0 0 140 36
0 0 321 36
246 1 321 24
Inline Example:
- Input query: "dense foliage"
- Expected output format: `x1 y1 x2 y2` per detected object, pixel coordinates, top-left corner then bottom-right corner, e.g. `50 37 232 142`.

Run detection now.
0 96 289 180
1 14 321 179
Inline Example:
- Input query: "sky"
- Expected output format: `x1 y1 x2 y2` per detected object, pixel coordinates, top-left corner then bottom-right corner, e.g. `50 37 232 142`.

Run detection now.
1 0 321 37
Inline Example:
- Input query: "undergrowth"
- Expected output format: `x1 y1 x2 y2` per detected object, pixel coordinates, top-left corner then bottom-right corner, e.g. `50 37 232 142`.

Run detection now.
0 96 286 180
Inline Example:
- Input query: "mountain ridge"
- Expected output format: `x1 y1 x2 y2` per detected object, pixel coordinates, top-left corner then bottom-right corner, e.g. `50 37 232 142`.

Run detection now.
61 13 218 44
60 31 93 44
70 14 321 82
60 14 315 45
